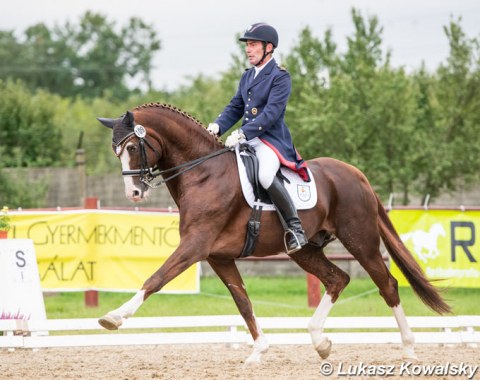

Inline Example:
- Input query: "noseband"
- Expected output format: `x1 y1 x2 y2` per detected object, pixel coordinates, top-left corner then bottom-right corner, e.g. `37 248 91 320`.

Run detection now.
117 124 231 188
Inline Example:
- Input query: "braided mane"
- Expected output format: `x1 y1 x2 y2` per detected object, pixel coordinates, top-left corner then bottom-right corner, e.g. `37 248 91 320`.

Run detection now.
133 103 223 145
133 102 204 127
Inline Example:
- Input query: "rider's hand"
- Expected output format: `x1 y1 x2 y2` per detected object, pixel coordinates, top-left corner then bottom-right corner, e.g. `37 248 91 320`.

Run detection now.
225 129 246 148
207 123 220 136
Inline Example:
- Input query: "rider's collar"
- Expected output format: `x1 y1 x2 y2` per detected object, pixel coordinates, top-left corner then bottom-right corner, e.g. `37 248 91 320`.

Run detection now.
254 57 273 75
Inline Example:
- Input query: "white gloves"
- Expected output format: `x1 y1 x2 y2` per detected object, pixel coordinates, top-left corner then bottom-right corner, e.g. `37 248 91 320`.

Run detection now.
225 129 246 148
208 123 246 148
207 123 220 136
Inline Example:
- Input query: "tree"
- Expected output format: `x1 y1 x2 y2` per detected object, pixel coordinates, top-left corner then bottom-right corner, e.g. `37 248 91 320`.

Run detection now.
0 12 161 99
423 18 480 197
0 167 49 208
0 79 64 167
282 26 339 161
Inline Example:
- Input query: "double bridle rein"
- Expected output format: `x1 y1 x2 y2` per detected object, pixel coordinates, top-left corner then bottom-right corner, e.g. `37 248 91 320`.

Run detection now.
118 125 231 188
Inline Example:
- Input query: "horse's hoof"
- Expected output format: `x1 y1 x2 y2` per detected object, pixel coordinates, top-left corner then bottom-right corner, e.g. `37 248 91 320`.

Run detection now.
315 338 332 359
402 346 418 361
244 336 268 365
98 314 122 330
244 354 262 365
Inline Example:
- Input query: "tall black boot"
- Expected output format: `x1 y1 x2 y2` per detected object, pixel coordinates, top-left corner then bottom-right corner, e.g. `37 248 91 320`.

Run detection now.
266 177 307 253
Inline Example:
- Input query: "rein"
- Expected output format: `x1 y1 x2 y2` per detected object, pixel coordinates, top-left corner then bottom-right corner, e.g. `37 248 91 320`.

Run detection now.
121 125 231 188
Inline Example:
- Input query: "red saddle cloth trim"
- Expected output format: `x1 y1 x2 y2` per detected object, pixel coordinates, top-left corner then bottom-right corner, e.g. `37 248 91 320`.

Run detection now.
260 139 310 182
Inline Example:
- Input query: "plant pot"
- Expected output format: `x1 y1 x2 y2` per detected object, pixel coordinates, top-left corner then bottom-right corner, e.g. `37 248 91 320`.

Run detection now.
0 230 8 239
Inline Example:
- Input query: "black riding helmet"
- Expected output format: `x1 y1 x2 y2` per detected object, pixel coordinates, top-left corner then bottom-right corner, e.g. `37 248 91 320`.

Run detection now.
239 23 279 48
239 23 278 66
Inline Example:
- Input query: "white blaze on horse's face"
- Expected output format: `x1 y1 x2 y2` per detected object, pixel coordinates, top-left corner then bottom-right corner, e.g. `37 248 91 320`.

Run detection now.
120 141 151 202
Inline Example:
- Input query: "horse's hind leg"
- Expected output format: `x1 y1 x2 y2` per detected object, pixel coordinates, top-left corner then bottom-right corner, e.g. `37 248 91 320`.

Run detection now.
290 244 350 359
207 257 268 364
339 227 417 359
358 253 416 359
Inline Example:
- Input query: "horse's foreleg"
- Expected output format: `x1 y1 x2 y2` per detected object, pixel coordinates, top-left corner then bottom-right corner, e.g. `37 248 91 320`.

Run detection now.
99 290 146 330
207 257 268 364
99 238 207 330
290 245 350 359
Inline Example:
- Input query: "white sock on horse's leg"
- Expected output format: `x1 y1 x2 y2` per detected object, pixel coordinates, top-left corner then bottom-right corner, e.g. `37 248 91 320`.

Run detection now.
110 290 146 319
392 304 417 359
308 293 334 359
245 318 269 364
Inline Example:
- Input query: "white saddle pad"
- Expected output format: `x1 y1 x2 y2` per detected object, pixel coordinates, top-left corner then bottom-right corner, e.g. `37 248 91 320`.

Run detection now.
235 145 317 211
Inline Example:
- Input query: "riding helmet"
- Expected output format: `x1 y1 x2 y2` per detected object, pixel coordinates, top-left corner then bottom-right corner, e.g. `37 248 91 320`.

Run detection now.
239 23 279 48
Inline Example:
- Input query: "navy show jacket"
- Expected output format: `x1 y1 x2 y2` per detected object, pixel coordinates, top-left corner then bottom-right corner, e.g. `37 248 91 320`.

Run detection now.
215 58 309 181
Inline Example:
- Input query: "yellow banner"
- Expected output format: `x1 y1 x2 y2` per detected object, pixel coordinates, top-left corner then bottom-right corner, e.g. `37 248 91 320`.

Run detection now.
389 209 480 288
9 211 199 293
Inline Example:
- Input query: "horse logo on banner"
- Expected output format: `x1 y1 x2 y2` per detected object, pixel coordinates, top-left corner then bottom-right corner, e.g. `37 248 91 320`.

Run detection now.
400 223 446 263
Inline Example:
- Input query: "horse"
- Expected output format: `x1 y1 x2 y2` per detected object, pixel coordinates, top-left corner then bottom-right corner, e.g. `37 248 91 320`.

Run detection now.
97 103 450 364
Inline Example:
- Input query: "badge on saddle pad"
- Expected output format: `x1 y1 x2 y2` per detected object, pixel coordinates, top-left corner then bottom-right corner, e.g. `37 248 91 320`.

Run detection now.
297 184 311 202
134 124 147 138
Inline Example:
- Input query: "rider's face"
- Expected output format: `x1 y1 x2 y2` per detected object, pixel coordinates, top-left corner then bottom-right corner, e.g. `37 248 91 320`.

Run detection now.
245 40 272 66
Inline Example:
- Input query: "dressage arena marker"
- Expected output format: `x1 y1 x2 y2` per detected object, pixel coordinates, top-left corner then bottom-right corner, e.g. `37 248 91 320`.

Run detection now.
0 239 47 322
1 315 478 349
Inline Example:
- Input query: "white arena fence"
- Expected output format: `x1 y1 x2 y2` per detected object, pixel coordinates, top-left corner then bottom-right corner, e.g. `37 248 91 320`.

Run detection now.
1 315 479 349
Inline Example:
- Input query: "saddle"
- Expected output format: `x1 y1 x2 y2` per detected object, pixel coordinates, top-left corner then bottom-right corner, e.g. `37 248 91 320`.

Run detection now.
237 144 317 257
236 145 317 211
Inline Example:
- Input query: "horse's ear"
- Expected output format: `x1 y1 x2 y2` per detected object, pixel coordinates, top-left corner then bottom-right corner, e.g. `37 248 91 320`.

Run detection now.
122 111 135 127
97 111 134 129
97 117 117 129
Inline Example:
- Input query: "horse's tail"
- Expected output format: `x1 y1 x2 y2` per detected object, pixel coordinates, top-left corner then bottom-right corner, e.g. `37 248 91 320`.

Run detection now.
375 194 451 314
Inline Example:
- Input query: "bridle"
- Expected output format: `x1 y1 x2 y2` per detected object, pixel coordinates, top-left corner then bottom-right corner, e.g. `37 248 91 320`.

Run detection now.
117 124 231 189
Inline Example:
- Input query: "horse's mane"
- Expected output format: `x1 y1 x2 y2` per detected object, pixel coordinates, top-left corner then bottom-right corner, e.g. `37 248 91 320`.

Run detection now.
133 103 223 146
134 102 203 127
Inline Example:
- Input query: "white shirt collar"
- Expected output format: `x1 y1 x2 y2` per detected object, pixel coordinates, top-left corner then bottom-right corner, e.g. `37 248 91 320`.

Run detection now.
254 58 274 78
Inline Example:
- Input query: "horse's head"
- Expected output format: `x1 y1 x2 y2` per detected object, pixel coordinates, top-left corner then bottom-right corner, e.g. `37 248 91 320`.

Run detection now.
97 111 160 202
430 223 446 237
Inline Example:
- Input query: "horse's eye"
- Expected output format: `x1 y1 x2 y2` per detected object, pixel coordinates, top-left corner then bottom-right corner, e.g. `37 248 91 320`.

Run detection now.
127 145 138 153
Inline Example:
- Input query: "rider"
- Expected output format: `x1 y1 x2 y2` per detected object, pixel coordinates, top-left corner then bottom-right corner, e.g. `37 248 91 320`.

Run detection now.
207 22 309 254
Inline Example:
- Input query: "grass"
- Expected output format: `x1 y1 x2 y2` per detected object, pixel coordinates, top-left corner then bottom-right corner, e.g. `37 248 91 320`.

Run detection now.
44 276 480 319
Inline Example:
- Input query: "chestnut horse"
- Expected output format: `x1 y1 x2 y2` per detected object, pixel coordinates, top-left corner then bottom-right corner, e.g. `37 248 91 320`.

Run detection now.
97 103 450 364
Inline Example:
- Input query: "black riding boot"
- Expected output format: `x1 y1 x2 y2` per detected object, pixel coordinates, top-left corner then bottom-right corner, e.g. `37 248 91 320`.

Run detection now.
266 177 308 253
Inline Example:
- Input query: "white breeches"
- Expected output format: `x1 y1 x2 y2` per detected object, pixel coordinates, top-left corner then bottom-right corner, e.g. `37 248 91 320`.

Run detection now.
246 137 280 189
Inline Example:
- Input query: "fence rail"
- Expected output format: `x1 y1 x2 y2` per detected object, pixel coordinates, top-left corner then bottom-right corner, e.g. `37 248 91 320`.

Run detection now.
1 315 479 349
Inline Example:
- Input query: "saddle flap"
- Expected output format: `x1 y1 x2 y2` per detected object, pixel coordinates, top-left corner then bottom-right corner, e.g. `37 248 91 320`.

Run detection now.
239 144 271 204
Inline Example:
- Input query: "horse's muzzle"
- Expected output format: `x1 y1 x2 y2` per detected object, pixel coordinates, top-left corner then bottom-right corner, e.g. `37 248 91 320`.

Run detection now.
126 184 150 203
128 190 146 202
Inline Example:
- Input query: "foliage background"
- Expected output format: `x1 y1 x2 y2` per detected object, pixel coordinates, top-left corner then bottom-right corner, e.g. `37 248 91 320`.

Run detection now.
1 10 479 207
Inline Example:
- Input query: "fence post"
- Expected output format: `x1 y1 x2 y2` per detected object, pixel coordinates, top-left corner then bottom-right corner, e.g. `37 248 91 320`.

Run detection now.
75 145 86 206
307 273 322 308
84 197 99 307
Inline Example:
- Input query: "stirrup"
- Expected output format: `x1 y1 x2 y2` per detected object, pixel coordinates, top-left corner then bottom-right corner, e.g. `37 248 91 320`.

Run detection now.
284 229 303 255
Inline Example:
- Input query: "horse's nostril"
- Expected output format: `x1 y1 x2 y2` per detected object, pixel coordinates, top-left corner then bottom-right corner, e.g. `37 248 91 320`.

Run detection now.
132 190 140 197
